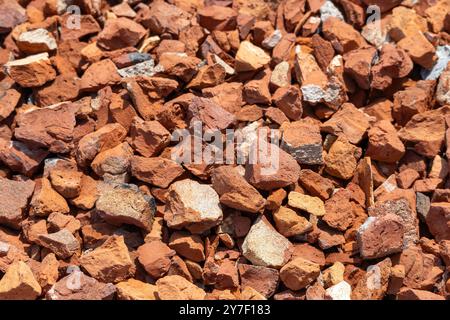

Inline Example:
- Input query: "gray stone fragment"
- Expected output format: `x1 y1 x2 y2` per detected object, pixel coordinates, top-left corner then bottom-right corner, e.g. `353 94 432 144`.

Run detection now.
416 192 431 222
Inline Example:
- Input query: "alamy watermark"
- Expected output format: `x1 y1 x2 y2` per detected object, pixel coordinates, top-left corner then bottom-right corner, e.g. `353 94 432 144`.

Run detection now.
170 122 281 176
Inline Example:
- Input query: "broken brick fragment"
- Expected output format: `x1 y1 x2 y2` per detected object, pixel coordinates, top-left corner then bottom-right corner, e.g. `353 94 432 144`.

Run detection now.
322 17 367 54
96 184 155 231
46 268 116 300
79 59 122 92
281 120 322 165
357 214 404 259
0 261 41 300
79 235 133 283
0 178 35 229
366 120 405 163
